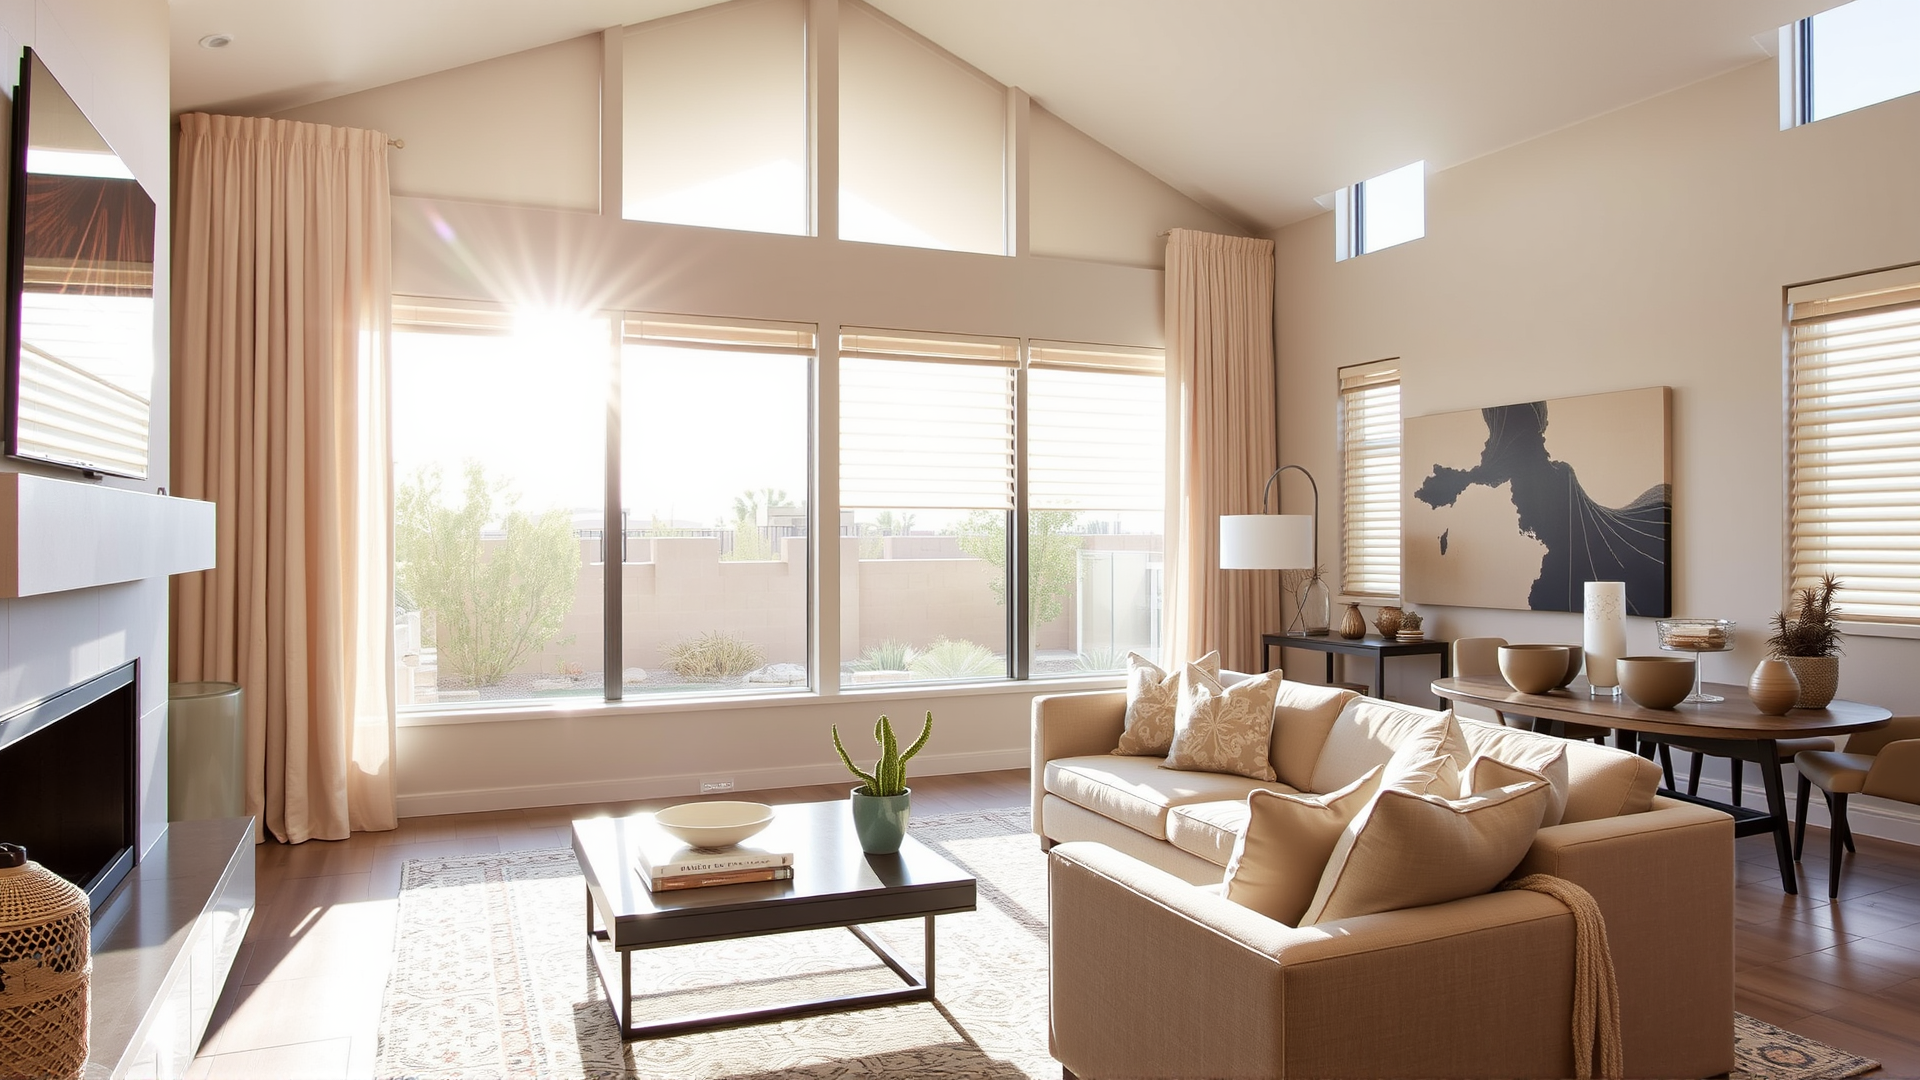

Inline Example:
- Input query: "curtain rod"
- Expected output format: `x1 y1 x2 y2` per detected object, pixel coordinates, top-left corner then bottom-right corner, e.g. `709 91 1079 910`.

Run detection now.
387 137 405 149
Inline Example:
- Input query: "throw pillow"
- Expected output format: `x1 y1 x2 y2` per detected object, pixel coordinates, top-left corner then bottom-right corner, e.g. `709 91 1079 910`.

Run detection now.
1162 665 1282 781
1268 681 1362 792
1307 698 1469 795
1113 650 1220 757
1300 762 1550 926
1458 719 1572 826
1222 767 1385 926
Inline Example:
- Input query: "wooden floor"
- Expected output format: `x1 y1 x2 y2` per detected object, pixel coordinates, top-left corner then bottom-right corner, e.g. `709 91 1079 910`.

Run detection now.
188 769 1920 1079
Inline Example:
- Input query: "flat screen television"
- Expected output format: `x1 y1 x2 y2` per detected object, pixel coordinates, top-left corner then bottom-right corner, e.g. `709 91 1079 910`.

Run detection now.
3 46 157 479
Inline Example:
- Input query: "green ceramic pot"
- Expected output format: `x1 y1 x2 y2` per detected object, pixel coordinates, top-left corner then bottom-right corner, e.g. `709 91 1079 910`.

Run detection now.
850 787 911 854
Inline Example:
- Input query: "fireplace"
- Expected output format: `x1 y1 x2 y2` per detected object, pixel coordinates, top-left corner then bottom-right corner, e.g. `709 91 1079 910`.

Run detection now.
0 660 137 911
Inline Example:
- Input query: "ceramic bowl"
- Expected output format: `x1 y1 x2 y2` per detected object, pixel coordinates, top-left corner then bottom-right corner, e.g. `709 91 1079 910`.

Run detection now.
1617 655 1696 710
1555 646 1584 688
1498 644 1574 695
654 800 775 848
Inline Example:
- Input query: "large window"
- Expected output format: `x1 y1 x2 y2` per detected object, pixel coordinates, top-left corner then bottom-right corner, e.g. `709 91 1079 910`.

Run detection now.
1782 0 1920 127
1786 265 1920 626
392 301 817 708
1027 341 1165 673
1339 359 1401 598
839 329 1017 686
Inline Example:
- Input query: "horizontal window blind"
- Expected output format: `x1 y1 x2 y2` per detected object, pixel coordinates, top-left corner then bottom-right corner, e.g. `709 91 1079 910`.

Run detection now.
392 296 517 336
840 328 1015 510
1788 266 1920 625
1027 339 1163 376
624 312 815 354
1340 359 1401 598
1029 361 1164 513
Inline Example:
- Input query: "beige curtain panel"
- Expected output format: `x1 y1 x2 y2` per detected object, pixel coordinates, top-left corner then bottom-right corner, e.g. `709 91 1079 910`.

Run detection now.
1163 228 1280 675
172 113 398 843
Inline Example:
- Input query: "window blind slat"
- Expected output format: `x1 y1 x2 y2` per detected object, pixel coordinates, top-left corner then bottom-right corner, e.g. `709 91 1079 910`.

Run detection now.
1787 264 1920 622
1029 366 1163 512
840 334 1014 509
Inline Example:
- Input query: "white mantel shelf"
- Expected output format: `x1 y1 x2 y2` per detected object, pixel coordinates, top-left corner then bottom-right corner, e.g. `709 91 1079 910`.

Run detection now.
0 473 215 597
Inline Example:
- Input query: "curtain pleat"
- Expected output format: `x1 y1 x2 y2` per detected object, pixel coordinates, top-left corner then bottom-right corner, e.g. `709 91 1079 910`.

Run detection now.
1164 229 1280 674
171 113 397 843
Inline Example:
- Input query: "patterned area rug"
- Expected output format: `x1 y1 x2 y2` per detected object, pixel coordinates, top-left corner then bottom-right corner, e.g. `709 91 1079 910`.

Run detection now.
374 807 1876 1080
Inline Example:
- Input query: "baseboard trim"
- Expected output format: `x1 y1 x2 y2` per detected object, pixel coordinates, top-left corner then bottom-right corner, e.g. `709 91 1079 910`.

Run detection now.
394 748 1030 818
1686 773 1920 848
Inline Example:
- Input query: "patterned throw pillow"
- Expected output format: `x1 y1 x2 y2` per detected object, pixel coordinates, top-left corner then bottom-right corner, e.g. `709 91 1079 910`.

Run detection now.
1299 752 1549 926
1222 767 1385 926
1113 651 1219 757
1162 665 1282 781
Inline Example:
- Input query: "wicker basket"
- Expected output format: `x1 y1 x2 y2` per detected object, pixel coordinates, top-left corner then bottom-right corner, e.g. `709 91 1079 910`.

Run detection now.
0 844 89 1080
1786 656 1840 709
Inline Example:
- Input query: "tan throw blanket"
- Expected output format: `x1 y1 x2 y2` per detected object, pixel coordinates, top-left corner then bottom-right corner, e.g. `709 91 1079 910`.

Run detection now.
1500 873 1623 1080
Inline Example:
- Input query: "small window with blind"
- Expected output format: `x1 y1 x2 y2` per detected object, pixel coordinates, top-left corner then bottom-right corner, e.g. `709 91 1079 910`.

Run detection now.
840 328 1019 686
1339 359 1402 598
1786 265 1920 629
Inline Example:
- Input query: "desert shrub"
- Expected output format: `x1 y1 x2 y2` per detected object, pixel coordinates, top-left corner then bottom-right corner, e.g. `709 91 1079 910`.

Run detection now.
1073 646 1130 673
907 638 1004 680
661 631 766 680
854 640 918 672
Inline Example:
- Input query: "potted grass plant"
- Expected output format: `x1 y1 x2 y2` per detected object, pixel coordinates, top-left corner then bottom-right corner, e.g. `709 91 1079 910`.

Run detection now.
1766 572 1844 708
832 711 932 853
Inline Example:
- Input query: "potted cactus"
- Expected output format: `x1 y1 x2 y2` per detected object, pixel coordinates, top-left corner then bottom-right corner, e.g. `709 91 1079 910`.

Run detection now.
833 711 932 854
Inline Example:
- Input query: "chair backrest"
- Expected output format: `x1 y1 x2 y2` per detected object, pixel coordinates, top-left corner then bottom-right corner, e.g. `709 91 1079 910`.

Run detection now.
1450 637 1508 725
1860 716 1920 805
1848 714 1920 756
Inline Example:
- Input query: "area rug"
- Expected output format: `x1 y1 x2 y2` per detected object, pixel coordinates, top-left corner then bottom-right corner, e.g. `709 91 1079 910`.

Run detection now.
374 807 1876 1080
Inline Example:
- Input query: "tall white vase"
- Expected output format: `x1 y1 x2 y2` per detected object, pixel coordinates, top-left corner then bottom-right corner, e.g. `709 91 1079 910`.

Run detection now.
1583 581 1627 698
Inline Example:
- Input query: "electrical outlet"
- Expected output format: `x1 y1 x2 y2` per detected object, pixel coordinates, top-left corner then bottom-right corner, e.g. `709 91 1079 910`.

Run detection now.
700 778 735 794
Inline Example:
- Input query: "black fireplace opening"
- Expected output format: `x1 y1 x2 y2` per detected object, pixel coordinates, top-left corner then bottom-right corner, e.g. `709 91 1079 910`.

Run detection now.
0 660 138 911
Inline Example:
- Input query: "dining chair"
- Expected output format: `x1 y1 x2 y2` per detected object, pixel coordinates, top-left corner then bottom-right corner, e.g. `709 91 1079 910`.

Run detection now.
1792 716 1920 897
1684 739 1833 808
1450 636 1610 742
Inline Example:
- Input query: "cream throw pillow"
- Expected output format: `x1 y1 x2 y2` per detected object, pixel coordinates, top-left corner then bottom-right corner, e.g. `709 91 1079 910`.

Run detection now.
1113 651 1219 756
1458 720 1572 826
1221 767 1385 926
1300 756 1549 926
1307 699 1468 796
1162 665 1282 781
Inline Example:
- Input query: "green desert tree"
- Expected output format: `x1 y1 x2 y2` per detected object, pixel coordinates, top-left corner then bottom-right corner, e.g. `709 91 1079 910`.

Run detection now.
956 509 1082 626
723 487 789 561
395 461 582 687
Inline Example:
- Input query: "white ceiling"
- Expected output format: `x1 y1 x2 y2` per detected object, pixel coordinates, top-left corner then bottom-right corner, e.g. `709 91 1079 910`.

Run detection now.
168 0 1836 232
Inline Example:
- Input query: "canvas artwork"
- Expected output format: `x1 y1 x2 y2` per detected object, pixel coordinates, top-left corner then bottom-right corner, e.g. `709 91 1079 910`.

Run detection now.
1403 386 1671 616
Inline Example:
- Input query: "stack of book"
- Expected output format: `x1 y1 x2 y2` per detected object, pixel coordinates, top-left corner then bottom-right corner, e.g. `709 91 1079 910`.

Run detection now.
635 836 794 892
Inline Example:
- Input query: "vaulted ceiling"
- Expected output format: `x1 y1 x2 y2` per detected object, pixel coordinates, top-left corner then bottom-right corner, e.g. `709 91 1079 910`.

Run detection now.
169 0 1835 231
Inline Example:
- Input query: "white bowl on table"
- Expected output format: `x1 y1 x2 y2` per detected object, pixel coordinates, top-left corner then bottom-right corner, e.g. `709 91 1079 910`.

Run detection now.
654 801 775 848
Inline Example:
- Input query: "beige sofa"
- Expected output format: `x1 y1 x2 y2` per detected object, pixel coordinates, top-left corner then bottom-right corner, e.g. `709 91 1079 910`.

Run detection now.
1033 682 1735 1080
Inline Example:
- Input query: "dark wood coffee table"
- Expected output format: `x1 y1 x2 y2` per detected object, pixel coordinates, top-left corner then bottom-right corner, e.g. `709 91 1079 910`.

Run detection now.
571 799 977 1039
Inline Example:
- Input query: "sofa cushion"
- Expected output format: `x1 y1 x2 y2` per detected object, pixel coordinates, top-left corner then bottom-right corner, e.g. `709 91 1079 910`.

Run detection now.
1165 799 1253 867
1046 755 1275 839
1221 767 1385 926
1164 666 1282 781
1458 719 1571 826
1113 651 1219 757
1301 757 1550 926
1269 681 1362 791
1558 737 1666 823
1307 698 1466 795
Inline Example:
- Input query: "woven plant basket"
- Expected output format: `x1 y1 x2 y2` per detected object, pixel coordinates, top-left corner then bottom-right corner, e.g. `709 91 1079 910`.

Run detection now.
0 844 89 1080
1786 655 1840 709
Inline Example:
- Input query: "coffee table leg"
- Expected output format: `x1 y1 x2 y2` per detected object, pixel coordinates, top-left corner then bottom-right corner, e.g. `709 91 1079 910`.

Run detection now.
924 915 935 996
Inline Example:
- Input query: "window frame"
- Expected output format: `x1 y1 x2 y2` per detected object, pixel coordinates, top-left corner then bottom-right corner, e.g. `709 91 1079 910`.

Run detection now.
1780 0 1920 129
1333 162 1426 261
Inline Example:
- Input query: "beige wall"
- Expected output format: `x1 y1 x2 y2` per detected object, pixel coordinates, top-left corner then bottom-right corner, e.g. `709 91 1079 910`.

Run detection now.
1272 59 1920 723
274 34 601 212
1 0 173 853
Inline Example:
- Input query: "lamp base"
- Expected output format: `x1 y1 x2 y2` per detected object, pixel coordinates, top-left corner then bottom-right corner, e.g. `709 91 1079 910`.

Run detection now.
1284 629 1330 637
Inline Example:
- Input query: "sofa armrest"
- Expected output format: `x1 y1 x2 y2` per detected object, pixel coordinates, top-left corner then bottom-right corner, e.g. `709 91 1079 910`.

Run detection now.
1049 841 1580 1080
1031 690 1127 837
1514 796 1735 1080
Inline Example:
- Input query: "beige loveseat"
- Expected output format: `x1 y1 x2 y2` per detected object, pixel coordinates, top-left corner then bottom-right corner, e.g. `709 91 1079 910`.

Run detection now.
1033 681 1735 1080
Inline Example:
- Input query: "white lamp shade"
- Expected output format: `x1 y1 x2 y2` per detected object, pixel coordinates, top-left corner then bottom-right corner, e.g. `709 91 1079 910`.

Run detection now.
1219 514 1313 570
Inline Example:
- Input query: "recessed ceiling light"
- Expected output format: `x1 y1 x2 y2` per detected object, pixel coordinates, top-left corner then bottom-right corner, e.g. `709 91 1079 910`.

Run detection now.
199 33 233 49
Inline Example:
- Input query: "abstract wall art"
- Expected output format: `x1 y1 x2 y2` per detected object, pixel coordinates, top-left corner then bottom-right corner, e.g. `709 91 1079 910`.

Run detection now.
1403 386 1671 616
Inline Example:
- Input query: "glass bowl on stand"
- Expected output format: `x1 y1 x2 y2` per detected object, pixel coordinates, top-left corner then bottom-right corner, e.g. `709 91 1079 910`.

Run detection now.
1654 619 1735 703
